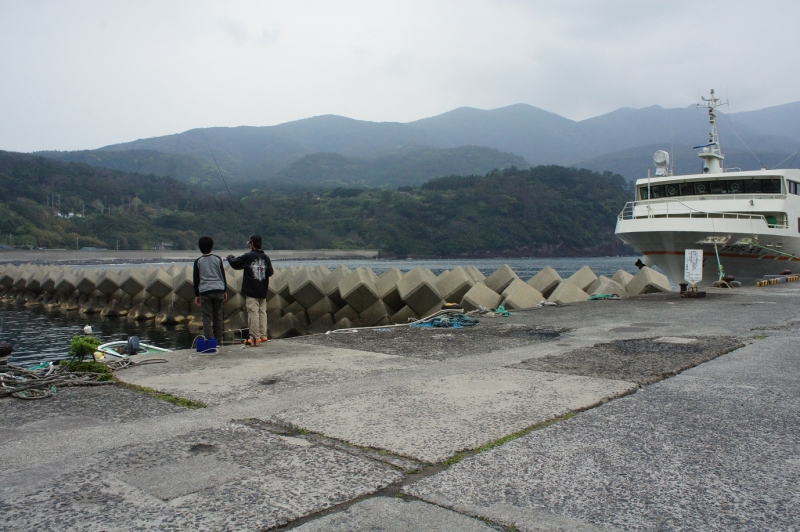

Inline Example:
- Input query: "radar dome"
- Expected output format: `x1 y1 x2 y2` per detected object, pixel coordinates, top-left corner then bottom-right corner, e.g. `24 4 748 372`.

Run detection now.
653 150 670 176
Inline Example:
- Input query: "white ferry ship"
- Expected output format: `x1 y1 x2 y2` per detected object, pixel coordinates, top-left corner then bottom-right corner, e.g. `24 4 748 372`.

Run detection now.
615 90 800 286
615 90 800 287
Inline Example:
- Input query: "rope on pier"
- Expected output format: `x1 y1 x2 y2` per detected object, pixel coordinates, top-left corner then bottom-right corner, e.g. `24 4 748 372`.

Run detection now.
0 362 114 400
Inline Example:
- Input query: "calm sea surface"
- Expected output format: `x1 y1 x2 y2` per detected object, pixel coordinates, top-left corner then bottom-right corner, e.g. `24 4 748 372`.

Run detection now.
2 256 639 367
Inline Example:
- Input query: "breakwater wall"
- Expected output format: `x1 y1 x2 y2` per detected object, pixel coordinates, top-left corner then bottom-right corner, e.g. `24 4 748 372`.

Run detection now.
0 263 672 340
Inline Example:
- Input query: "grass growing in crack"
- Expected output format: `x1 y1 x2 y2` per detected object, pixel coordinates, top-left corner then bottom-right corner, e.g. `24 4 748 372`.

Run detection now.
442 413 575 466
755 335 766 340
119 383 206 409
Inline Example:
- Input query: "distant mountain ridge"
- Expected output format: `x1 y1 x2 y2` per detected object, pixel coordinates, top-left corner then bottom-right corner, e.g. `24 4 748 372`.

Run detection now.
37 99 800 185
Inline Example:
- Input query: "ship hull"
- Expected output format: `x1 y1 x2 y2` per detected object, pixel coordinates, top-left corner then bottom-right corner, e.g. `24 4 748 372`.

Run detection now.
616 222 800 287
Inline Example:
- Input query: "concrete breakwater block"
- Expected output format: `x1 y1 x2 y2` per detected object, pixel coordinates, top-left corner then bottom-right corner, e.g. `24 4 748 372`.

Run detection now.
377 268 404 312
289 268 326 309
484 264 519 293
308 313 335 335
547 282 589 304
145 268 173 301
566 265 598 292
360 299 393 327
266 269 284 299
391 305 420 324
397 268 442 315
464 265 486 283
13 269 30 291
95 270 120 297
437 266 475 304
40 270 61 294
101 299 128 317
270 268 293 300
55 272 78 296
307 297 340 325
119 270 146 298
156 303 187 324
334 304 359 324
172 266 195 302
338 268 380 313
323 265 351 307
612 269 635 287
0 266 17 288
269 312 307 339
225 269 242 299
587 276 628 297
501 279 545 310
626 266 672 295
24 268 43 294
74 270 98 296
461 283 502 311
224 293 245 318
527 266 562 298
267 294 290 311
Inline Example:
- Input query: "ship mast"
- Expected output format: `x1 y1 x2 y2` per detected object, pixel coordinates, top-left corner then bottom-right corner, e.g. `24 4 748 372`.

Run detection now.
695 89 726 174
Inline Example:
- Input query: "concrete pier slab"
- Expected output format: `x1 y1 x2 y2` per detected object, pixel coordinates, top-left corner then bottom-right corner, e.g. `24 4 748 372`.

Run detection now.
293 497 497 531
274 368 635 463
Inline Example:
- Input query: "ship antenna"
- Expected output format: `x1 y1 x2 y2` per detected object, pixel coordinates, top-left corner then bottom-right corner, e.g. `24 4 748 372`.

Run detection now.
695 89 728 173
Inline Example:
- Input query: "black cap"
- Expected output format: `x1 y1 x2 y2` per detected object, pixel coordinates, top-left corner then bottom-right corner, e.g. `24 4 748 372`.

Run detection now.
248 234 262 249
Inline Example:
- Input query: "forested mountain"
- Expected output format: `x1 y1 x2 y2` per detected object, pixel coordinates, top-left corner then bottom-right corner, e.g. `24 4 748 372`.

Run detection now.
0 150 631 256
274 146 527 188
34 99 800 185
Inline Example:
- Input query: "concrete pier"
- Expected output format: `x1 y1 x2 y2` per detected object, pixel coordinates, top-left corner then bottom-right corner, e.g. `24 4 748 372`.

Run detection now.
2 284 799 530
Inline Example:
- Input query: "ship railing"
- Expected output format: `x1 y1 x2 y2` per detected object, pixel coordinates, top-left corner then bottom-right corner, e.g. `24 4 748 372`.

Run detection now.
618 200 788 229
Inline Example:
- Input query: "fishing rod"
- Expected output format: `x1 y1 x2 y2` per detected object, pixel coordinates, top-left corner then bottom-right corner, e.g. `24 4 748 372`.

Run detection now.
203 134 234 202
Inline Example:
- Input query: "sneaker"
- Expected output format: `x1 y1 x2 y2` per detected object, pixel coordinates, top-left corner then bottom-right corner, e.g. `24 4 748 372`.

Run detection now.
259 336 269 343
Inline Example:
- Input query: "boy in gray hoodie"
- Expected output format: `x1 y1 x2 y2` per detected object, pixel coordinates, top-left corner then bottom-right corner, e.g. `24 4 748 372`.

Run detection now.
193 236 228 341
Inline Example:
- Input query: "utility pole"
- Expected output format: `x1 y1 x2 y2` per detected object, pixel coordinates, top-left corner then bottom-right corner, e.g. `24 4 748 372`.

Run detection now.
116 239 119 251
82 203 85 217
76 237 79 250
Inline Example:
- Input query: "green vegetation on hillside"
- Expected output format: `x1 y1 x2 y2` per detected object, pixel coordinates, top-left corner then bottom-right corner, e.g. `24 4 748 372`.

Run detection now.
0 151 633 256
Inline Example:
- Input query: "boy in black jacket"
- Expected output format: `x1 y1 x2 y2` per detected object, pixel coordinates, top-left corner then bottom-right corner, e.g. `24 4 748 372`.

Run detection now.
227 234 274 345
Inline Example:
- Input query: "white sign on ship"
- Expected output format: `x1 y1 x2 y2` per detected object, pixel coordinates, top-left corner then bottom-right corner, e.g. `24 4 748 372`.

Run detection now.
684 249 703 283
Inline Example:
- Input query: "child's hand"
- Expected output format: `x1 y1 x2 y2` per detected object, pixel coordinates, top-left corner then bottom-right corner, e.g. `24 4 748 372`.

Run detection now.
194 297 200 306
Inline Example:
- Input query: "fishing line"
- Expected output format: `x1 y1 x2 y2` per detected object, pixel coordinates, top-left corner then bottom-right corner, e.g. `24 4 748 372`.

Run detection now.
203 134 234 202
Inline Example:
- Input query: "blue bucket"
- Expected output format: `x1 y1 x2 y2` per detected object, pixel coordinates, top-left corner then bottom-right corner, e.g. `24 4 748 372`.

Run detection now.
196 338 217 353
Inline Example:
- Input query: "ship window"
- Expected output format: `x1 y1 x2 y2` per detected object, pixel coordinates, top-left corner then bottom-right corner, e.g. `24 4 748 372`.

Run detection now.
693 182 710 195
762 179 781 193
710 181 726 194
744 180 763 193
789 180 799 195
649 185 666 198
678 183 693 195
727 180 744 194
665 184 680 196
639 187 649 200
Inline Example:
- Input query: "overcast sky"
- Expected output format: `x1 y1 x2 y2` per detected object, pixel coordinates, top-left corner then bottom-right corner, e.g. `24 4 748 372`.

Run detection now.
1 0 798 152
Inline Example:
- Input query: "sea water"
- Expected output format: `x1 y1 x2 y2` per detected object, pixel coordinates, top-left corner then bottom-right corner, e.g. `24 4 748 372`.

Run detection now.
1 256 639 367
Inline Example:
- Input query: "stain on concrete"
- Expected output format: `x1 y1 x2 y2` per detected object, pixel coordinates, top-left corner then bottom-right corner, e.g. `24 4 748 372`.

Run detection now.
512 336 744 385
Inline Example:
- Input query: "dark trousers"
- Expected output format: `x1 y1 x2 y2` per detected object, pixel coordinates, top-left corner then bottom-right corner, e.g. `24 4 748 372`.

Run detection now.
200 293 225 340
